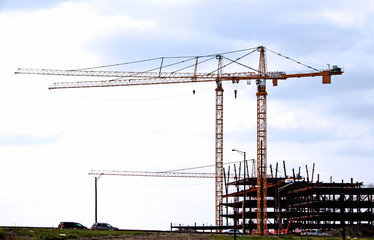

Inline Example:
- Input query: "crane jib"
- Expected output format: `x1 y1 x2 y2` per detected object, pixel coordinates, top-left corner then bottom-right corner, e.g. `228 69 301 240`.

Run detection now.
47 69 342 90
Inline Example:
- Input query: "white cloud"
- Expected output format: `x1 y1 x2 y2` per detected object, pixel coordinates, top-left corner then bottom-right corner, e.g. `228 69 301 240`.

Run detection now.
320 1 374 29
0 0 157 137
321 10 365 28
149 0 198 5
278 0 374 31
0 1 155 68
269 100 331 130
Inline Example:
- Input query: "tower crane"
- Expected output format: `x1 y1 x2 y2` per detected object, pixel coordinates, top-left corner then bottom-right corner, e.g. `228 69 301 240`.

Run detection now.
15 46 343 232
89 169 218 178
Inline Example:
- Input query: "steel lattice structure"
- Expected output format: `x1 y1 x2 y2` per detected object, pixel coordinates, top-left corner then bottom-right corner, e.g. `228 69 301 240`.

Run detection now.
215 55 224 227
89 170 217 178
256 46 268 234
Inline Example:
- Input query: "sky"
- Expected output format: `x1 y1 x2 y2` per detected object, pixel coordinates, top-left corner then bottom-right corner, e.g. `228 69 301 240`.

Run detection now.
1 0 374 230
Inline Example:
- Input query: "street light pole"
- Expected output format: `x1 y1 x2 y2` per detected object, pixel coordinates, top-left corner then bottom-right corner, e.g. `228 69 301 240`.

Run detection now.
95 174 103 224
232 149 247 234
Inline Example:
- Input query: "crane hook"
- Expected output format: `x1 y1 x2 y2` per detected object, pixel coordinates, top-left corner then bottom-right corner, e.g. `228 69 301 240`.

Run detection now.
234 89 237 99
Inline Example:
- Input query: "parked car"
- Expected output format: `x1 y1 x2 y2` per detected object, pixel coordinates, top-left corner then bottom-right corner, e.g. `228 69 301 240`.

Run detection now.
91 222 118 230
302 229 328 236
223 229 242 234
58 222 88 229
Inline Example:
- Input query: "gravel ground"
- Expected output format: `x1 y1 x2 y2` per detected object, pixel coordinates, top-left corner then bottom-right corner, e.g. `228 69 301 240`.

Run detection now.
80 232 216 240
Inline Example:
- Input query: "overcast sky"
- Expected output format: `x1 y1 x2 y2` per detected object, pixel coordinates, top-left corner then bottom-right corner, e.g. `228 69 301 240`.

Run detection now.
1 0 373 230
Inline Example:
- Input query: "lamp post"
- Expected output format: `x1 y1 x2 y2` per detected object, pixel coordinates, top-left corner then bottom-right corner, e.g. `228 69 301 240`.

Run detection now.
232 149 247 234
95 174 103 224
232 149 246 161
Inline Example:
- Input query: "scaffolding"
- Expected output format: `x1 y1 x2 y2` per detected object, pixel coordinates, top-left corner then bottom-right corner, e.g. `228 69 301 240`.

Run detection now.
221 163 374 234
172 161 374 234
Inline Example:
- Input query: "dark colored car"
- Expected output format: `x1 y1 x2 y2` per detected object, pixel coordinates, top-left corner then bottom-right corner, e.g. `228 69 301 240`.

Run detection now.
58 222 88 229
223 229 243 234
91 222 118 230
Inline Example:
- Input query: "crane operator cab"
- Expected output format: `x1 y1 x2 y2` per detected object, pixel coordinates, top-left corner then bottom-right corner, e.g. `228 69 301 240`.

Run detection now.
256 78 266 92
330 65 342 72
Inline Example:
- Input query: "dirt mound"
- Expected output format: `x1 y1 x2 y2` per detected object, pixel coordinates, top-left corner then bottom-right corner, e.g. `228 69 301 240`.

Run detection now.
328 224 374 237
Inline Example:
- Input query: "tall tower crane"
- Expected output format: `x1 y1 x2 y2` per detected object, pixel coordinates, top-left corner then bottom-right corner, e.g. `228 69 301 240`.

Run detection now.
15 46 343 231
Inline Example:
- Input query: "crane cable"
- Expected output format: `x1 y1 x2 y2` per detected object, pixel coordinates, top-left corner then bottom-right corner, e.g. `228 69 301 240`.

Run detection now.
97 49 257 82
73 47 258 71
266 48 320 72
72 47 321 84
207 49 258 75
162 159 256 173
107 56 202 81
73 47 319 74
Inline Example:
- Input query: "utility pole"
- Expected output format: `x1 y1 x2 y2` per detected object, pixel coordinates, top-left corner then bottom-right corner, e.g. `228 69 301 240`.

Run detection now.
95 174 103 224
232 149 247 234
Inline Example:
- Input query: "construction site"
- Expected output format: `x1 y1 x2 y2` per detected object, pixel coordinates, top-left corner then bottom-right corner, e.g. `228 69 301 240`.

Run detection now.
16 46 374 236
170 161 374 236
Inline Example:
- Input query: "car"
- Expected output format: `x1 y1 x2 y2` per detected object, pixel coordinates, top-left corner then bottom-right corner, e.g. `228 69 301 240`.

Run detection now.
302 229 328 236
223 229 242 234
58 222 88 229
91 222 119 230
285 178 295 183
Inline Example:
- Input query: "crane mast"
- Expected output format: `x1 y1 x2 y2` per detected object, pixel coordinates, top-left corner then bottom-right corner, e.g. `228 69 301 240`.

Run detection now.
256 46 268 234
15 46 343 232
215 55 224 227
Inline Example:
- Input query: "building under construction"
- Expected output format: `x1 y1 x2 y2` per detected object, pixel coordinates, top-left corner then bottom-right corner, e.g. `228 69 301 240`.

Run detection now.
21 45 357 234
17 46 346 233
172 161 374 234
